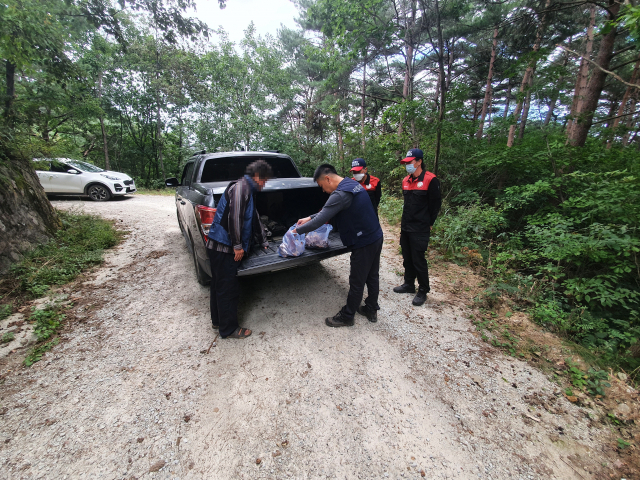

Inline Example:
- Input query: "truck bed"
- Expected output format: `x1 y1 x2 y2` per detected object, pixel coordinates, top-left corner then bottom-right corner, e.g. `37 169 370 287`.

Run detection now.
238 231 347 276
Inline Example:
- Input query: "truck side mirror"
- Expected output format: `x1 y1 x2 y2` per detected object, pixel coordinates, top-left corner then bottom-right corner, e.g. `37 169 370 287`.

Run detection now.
165 177 181 187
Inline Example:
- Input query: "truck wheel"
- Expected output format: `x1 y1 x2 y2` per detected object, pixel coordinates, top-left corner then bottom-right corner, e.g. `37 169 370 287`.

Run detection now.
88 184 112 202
191 239 210 286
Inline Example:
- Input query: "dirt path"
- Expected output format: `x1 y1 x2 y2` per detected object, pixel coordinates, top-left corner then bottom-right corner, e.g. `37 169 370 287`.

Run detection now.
0 195 613 479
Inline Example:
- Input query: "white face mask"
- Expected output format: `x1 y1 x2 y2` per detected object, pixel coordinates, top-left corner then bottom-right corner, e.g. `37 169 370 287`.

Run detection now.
353 173 365 182
405 163 417 174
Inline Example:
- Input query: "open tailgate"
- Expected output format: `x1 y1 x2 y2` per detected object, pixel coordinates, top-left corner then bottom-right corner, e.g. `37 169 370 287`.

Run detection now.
237 231 348 276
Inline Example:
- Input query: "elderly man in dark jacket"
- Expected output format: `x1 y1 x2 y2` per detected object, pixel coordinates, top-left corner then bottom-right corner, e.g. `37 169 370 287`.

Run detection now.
206 160 272 339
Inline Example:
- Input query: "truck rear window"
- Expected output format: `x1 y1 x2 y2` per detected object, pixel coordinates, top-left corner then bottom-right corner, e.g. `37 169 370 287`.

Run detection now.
200 156 300 182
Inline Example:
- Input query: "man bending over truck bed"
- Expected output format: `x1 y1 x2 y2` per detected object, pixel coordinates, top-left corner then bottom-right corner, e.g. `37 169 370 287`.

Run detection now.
295 164 383 327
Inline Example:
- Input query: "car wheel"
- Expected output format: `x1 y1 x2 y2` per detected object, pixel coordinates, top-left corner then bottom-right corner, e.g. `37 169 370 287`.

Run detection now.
87 184 112 202
191 238 211 286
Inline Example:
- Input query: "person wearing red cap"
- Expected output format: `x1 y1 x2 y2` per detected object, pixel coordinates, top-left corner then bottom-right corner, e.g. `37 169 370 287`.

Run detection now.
393 148 442 306
350 158 381 215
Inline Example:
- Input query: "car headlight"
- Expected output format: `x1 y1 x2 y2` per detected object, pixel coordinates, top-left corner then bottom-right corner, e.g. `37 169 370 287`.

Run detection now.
100 174 121 180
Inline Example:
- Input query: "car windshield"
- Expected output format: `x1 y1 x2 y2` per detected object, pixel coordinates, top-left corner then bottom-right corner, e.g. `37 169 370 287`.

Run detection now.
65 160 104 173
200 156 300 183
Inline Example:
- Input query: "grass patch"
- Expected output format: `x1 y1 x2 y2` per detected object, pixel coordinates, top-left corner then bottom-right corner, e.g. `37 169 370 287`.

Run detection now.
1 331 14 343
22 303 68 366
24 338 59 367
2 210 121 299
0 303 12 320
135 188 175 196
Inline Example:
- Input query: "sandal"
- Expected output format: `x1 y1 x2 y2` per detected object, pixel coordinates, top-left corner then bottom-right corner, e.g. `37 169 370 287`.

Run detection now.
223 327 252 339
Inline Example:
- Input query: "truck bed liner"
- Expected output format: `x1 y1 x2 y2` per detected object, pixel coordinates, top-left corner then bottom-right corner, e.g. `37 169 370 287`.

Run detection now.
238 231 347 276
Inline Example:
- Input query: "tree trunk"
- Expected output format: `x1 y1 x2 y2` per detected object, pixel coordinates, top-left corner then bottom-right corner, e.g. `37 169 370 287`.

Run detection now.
4 60 16 123
476 27 498 140
334 93 344 174
503 81 512 119
608 59 640 148
399 2 416 137
433 0 446 176
97 71 110 170
544 50 569 126
156 102 166 180
361 53 367 150
507 0 550 147
567 6 596 141
569 0 621 147
622 97 638 146
518 75 534 139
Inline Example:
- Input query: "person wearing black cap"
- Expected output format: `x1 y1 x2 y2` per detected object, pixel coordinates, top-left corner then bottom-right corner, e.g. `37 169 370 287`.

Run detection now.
350 158 382 215
393 148 442 306
294 164 384 327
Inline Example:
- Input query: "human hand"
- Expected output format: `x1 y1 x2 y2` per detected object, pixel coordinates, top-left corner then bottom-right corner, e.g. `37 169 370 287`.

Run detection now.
296 217 311 226
233 248 244 262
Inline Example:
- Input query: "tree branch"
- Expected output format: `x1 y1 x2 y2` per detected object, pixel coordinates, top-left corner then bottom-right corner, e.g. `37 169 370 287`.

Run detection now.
592 110 639 125
558 44 640 89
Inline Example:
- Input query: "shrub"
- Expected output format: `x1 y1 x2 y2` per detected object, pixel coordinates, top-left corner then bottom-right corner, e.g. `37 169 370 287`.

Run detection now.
8 210 120 297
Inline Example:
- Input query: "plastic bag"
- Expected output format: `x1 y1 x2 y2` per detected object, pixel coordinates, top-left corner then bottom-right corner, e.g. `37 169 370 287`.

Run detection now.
277 225 306 257
305 224 333 249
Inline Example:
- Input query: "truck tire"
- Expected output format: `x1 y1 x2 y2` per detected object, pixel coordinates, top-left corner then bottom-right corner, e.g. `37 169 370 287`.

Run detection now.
87 184 112 202
191 237 211 286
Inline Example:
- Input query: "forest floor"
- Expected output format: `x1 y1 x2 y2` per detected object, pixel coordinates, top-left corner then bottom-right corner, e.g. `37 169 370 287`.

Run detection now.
0 194 637 480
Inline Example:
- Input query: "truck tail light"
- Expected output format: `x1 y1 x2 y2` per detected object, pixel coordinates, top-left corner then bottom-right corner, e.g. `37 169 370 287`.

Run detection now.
196 205 217 243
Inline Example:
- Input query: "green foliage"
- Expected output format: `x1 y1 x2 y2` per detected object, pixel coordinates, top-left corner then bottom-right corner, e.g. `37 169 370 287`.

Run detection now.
9 211 120 297
432 202 507 254
585 368 611 397
24 338 59 367
0 303 12 321
617 438 631 450
378 192 403 225
31 306 65 341
565 359 587 390
1 331 15 343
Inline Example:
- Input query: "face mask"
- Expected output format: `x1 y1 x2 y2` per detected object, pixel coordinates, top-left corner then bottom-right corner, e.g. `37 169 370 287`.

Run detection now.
405 163 416 174
353 173 365 182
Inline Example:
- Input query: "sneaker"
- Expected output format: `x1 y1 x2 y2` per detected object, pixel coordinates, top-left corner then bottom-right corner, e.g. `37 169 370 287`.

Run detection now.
325 312 355 328
393 283 416 294
357 305 378 323
412 290 427 306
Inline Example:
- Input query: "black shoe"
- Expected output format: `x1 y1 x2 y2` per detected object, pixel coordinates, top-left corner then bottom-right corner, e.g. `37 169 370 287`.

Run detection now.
325 312 355 328
393 283 416 294
357 305 378 323
212 323 219 330
412 290 427 306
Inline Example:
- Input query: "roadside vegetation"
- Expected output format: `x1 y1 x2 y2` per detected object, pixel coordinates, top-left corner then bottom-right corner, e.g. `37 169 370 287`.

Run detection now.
380 127 640 389
0 211 121 366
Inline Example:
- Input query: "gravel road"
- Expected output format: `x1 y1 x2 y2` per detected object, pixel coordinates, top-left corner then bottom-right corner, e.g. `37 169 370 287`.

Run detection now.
0 194 611 479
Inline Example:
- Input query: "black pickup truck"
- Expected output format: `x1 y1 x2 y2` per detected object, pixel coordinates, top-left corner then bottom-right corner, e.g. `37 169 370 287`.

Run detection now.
165 151 348 285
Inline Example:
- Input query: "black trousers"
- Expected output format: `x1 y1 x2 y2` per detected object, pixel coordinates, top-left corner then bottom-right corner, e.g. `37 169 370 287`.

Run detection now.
340 236 383 320
400 231 431 292
207 249 240 338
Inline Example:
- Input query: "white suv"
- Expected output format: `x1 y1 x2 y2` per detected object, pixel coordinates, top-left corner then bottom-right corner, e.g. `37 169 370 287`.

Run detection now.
34 158 136 201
